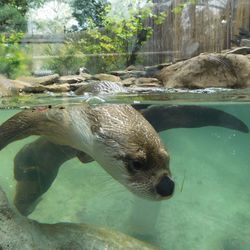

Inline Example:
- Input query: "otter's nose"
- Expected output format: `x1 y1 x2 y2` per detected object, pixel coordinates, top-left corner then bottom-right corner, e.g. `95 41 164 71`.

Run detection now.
156 176 175 197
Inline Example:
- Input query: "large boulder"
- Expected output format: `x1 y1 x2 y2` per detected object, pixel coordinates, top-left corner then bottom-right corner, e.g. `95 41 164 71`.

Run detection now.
0 185 157 250
158 53 250 88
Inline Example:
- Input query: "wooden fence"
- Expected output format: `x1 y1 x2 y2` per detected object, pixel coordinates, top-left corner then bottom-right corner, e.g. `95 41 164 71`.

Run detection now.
142 0 250 65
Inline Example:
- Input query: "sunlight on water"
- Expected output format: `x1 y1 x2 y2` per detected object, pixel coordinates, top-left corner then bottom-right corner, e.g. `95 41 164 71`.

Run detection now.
0 92 250 250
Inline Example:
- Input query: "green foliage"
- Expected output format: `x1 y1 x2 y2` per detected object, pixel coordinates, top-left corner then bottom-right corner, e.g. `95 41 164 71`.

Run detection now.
0 33 31 79
45 42 85 76
0 0 47 14
71 0 110 30
0 4 27 32
72 2 166 72
173 0 198 14
0 0 28 15
46 1 166 74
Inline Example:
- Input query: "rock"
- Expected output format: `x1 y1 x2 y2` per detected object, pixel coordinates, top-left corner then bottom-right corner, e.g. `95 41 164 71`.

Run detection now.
134 77 161 86
79 73 93 80
93 73 121 82
11 79 32 89
0 75 30 96
122 77 137 87
121 76 162 87
23 85 47 93
69 82 89 91
23 83 71 94
17 74 60 86
45 84 70 92
110 70 147 80
132 83 162 88
58 75 86 84
144 63 172 78
0 185 157 250
227 47 250 55
158 53 250 88
241 39 250 47
75 81 127 95
126 65 144 71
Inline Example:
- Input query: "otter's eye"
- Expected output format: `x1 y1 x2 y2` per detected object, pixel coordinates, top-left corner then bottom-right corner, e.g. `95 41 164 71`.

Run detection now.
132 161 143 171
127 160 144 173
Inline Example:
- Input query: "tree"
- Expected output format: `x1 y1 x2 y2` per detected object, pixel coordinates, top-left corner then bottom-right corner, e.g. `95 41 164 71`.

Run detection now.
69 1 166 71
0 0 28 15
0 33 31 78
0 4 27 32
71 0 110 30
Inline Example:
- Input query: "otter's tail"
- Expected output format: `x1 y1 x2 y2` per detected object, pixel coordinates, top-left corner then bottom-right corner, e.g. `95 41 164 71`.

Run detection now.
141 105 249 133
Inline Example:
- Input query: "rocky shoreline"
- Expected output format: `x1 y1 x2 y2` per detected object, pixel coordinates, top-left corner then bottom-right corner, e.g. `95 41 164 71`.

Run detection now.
0 47 250 97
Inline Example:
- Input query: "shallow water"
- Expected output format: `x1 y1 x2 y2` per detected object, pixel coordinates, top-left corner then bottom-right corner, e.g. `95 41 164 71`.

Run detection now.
0 90 250 250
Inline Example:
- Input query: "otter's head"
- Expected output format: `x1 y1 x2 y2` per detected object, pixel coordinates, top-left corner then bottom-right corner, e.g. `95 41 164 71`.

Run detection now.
92 105 175 200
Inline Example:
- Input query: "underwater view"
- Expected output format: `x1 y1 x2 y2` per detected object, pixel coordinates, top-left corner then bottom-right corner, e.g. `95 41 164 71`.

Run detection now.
0 90 250 250
0 0 250 249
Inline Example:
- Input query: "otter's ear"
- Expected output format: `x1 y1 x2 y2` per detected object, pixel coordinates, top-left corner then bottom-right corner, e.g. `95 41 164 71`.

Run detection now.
139 105 249 133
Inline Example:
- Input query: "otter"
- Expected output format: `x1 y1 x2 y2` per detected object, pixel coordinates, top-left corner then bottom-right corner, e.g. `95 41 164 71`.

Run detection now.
0 103 248 215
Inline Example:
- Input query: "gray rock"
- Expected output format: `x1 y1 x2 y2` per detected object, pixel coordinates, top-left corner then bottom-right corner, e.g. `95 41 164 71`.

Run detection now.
0 186 157 250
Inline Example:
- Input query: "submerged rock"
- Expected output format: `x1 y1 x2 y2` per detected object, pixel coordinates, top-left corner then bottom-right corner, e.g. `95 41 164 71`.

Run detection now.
0 185 157 250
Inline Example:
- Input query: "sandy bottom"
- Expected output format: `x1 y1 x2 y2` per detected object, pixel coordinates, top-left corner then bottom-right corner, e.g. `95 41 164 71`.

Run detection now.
0 104 250 250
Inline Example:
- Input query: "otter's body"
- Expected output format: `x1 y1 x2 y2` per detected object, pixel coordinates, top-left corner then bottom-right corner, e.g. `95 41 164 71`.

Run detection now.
0 101 248 216
0 104 173 215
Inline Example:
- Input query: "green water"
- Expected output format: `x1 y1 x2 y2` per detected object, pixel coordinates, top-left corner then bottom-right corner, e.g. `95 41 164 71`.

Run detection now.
0 93 250 250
